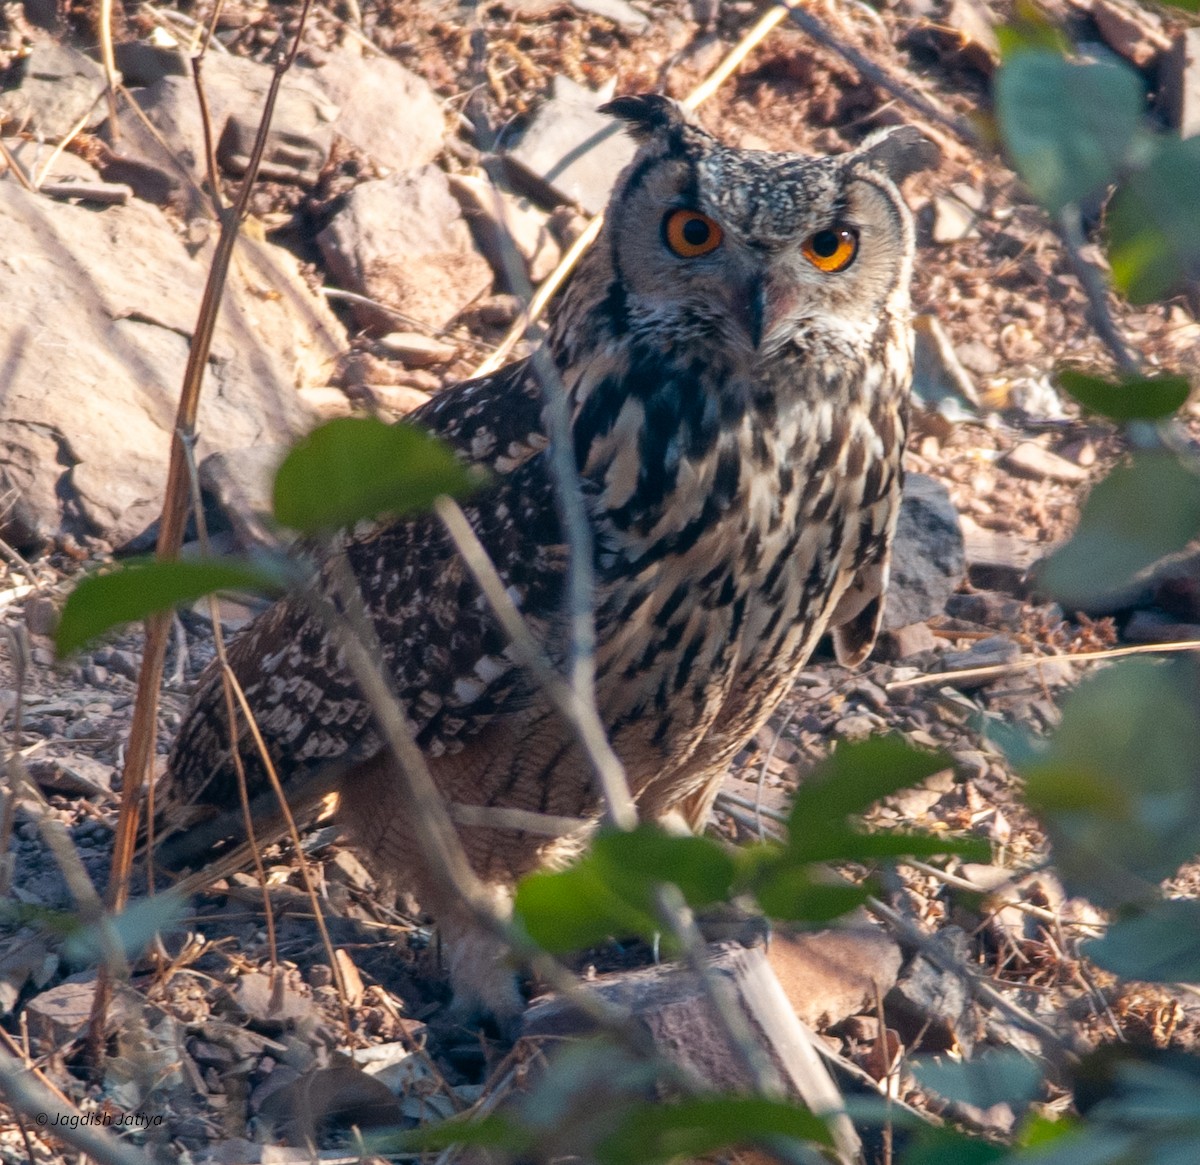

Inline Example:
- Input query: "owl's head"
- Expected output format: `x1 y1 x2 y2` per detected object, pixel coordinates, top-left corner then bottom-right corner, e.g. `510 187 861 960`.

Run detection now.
587 95 937 359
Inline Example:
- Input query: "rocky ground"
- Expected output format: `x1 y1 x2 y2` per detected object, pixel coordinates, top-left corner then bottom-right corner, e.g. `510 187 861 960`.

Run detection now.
1 0 1200 1160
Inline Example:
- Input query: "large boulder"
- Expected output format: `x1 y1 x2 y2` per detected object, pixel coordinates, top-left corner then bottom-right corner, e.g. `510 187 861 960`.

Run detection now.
0 183 345 550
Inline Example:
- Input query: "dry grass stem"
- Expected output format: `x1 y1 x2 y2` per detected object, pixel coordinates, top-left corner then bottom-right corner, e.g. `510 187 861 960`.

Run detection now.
92 0 317 1069
0 140 36 193
867 896 1083 1060
886 638 1200 691
98 0 121 143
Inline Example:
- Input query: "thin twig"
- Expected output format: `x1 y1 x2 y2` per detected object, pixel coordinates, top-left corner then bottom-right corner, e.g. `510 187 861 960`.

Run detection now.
320 288 496 354
0 140 36 192
784 4 979 145
0 536 39 590
92 0 317 1070
176 428 281 983
902 858 1104 935
224 665 356 1038
98 0 122 144
191 54 226 211
653 884 784 1097
447 802 591 837
31 93 109 189
116 84 214 213
867 895 1084 1059
885 638 1200 691
0 627 29 897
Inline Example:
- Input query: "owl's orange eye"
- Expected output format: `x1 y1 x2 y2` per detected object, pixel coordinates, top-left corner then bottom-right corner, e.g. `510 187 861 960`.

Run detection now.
801 226 859 273
663 209 724 258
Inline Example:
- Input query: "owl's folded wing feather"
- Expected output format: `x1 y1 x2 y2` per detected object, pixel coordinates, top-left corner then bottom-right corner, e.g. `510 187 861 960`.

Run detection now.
159 423 567 862
829 557 889 668
410 354 547 474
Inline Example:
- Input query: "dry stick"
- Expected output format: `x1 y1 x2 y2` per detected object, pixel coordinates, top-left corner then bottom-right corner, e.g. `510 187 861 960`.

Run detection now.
0 139 36 193
116 84 214 212
98 0 122 144
0 1049 150 1165
0 627 29 898
31 93 109 190
305 558 648 1045
0 536 39 590
224 668 356 1038
866 895 1084 1060
901 858 1104 935
175 431 282 980
471 0 796 379
1057 206 1139 377
192 55 226 213
464 134 637 828
320 288 497 354
885 637 1200 691
89 0 317 1071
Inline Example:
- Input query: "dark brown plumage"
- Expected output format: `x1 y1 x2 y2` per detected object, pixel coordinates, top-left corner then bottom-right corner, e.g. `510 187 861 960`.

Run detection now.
160 96 936 1018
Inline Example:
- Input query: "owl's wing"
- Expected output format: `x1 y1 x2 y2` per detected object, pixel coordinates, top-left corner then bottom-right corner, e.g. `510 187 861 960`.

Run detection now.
159 364 566 856
409 354 547 473
829 558 889 668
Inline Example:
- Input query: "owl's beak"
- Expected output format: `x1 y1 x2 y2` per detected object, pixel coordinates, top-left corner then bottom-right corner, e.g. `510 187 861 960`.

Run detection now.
736 272 789 350
736 274 767 350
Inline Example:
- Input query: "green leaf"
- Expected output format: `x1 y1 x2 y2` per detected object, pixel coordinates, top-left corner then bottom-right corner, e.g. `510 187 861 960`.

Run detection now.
63 892 187 966
1085 900 1200 983
901 1126 1010 1165
1057 370 1191 422
598 1096 832 1165
1022 659 1200 908
513 825 737 954
1107 136 1200 304
272 417 483 534
390 1114 530 1153
1018 1112 1081 1149
515 862 656 954
995 2 1071 58
995 50 1143 213
786 734 953 852
55 556 287 657
750 861 872 923
1038 452 1200 608
913 1051 1043 1110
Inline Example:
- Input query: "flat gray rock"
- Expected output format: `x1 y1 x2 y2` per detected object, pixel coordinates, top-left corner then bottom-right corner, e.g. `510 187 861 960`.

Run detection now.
118 51 336 201
317 165 494 331
0 184 344 550
304 47 445 174
0 44 108 140
502 76 635 214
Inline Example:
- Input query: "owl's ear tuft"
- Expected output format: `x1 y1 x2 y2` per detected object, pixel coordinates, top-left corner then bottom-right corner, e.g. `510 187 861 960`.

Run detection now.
601 94 688 142
853 125 940 183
